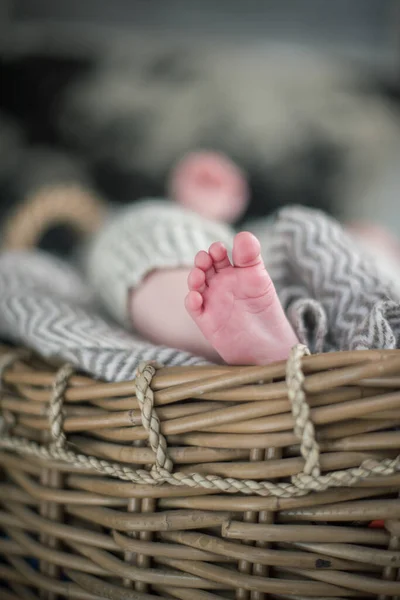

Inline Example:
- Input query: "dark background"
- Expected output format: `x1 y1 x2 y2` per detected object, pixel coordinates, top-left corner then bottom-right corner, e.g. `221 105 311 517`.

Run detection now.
0 0 399 254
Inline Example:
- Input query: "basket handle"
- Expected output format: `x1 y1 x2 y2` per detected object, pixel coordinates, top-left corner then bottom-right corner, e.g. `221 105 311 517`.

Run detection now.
1 184 108 251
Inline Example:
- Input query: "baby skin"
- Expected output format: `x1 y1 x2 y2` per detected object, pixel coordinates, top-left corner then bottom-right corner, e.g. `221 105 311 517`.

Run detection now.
185 231 298 365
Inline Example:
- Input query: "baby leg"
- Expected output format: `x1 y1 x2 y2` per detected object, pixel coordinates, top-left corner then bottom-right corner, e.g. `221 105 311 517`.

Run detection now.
186 231 299 365
86 200 235 360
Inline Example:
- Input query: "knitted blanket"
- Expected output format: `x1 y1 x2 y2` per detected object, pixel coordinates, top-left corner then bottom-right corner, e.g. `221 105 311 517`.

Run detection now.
0 206 399 382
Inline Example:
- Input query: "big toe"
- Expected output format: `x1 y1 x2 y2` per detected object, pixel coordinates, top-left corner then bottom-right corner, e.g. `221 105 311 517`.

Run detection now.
232 232 262 268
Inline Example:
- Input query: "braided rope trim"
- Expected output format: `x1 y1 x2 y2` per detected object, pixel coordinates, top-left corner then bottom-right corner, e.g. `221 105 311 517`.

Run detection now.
135 362 174 478
286 344 321 478
0 346 399 498
48 363 75 449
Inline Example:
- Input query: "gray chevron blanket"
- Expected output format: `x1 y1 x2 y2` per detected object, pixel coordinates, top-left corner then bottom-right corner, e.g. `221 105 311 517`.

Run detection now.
0 206 399 382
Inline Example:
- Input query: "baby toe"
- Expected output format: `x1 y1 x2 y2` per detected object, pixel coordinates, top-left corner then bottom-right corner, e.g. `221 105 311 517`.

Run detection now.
195 250 214 273
188 267 206 293
185 290 204 317
209 241 231 271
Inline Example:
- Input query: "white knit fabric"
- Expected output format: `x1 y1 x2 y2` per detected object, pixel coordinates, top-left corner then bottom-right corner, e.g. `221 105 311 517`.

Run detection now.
85 199 235 326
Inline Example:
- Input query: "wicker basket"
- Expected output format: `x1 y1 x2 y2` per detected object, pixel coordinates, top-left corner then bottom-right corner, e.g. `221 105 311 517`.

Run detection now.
0 343 400 599
1 191 400 598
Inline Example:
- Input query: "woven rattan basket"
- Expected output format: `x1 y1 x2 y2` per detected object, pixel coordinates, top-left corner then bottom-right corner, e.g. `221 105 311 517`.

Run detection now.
1 193 400 598
0 344 400 599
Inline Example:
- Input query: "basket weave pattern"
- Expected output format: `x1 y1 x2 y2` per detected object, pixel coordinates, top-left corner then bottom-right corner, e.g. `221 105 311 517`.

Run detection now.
0 345 400 598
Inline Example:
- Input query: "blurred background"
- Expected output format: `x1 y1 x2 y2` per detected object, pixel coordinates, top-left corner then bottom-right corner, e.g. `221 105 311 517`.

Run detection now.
0 0 400 254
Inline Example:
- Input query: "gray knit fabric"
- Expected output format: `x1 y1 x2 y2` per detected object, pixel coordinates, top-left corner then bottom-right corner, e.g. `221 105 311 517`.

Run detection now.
0 251 207 382
0 205 399 383
254 206 400 353
85 199 235 326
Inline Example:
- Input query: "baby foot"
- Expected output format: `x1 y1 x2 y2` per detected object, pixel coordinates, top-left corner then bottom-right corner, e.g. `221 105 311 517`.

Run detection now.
185 232 299 365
